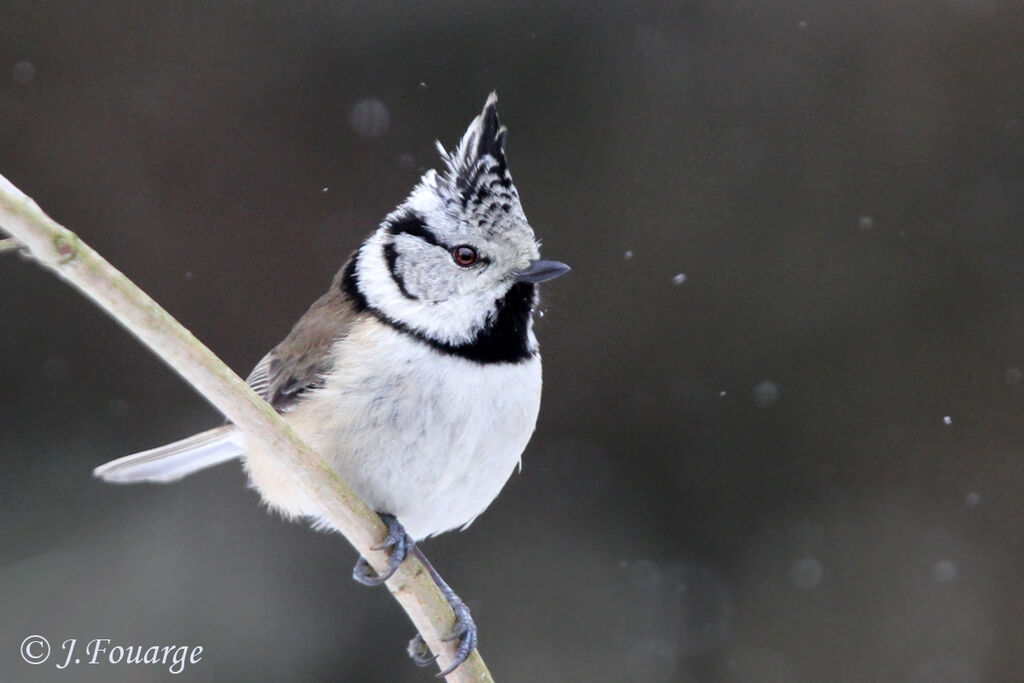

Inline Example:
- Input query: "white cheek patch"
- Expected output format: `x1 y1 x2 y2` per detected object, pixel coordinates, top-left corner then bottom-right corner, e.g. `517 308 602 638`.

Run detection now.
391 237 457 301
357 230 501 346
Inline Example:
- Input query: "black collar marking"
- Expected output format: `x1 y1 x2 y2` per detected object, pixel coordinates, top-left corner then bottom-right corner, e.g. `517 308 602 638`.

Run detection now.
340 256 536 364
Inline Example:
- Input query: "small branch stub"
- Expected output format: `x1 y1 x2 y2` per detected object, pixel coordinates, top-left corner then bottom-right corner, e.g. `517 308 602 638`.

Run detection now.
0 236 22 254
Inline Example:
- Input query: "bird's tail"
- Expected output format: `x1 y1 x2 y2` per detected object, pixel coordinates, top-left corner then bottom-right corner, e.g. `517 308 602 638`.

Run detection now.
93 425 242 484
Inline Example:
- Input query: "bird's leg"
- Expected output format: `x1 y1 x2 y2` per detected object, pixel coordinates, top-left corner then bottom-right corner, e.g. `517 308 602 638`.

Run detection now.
406 546 478 676
352 513 414 586
353 518 478 674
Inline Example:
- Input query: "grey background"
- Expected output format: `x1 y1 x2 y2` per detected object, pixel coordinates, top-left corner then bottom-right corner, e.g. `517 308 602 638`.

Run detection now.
2 1 1024 681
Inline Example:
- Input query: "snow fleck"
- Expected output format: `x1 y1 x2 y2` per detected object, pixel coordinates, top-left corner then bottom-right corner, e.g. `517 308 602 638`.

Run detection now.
183 271 193 280
932 559 957 583
349 98 390 137
858 215 874 231
321 186 329 193
624 250 634 260
965 492 981 507
943 415 952 425
752 380 780 406
106 397 129 417
671 273 686 286
11 61 35 85
396 153 416 171
789 557 823 590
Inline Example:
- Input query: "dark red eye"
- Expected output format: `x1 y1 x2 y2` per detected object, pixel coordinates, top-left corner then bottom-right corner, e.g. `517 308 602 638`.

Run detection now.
452 245 478 266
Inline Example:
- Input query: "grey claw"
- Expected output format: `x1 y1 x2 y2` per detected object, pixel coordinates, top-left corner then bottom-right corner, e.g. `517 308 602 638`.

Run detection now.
372 514 411 553
404 599 478 676
407 633 438 667
352 555 390 586
351 513 413 587
436 597 477 677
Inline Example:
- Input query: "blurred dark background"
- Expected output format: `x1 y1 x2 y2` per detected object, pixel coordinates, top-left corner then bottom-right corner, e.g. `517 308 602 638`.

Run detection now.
2 1 1023 681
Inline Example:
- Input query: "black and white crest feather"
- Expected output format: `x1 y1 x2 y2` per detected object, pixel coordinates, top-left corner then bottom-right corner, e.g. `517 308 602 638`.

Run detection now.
434 93 523 235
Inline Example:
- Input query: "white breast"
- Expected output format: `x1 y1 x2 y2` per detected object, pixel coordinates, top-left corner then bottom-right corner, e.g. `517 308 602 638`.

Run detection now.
242 321 542 540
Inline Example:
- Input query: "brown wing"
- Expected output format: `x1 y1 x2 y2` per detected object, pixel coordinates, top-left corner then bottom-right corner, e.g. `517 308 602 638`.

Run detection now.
245 258 364 412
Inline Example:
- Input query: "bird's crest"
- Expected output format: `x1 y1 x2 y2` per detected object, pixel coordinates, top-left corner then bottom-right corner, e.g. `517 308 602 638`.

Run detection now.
433 93 522 231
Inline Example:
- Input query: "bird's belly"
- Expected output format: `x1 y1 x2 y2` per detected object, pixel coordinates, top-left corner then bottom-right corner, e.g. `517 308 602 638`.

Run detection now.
244 328 542 540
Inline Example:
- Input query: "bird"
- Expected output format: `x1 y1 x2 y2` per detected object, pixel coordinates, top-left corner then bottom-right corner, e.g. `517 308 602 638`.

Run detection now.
93 92 569 675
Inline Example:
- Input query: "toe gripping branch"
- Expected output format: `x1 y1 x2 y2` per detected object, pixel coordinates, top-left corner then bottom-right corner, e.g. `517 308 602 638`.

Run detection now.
407 546 478 677
352 513 413 586
351 514 479 676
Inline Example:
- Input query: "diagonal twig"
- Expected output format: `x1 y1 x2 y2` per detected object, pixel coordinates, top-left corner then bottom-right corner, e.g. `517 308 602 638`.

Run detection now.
0 171 494 682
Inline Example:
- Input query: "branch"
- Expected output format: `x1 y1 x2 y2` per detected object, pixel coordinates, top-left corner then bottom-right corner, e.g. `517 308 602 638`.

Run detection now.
0 172 494 682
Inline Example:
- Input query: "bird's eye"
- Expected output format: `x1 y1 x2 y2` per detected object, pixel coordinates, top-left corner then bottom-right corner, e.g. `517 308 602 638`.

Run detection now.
452 245 479 267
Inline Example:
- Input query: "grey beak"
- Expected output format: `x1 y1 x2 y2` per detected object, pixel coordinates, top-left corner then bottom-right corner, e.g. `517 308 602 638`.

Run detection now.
515 259 571 284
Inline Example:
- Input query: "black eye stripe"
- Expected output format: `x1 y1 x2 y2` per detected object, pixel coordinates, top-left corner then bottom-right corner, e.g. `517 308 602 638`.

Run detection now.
386 212 443 248
388 211 492 265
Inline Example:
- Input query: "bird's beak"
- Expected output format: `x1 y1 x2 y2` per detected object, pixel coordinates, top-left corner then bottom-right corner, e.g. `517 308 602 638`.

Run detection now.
515 259 571 284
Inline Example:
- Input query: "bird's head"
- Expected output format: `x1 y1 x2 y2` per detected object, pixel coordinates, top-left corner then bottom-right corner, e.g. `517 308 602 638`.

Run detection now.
353 93 569 354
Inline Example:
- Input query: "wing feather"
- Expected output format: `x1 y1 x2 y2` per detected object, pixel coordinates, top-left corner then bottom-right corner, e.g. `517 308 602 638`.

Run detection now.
245 256 364 413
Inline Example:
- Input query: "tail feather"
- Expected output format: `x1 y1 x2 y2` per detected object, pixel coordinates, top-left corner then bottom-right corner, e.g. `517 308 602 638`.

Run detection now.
94 425 242 484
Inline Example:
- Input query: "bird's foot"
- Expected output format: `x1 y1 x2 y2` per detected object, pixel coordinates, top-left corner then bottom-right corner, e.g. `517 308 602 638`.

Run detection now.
352 513 413 586
406 597 477 676
436 591 477 677
406 547 478 676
